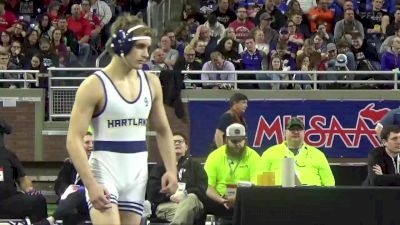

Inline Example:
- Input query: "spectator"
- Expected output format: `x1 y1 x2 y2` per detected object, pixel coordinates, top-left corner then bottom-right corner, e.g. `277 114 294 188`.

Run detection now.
228 6 255 43
158 35 179 68
0 31 11 50
147 48 170 70
385 9 400 38
11 22 26 44
381 37 400 71
325 53 354 89
47 1 60 25
296 38 322 70
216 37 242 69
211 0 237 27
271 26 299 59
190 25 218 61
293 55 313 89
290 12 312 39
174 24 191 57
34 14 51 39
336 39 357 70
39 36 59 71
0 0 17 33
25 54 44 86
9 40 27 70
259 53 289 89
201 51 236 89
23 29 40 60
81 0 102 41
50 28 68 66
334 9 364 43
205 123 260 223
0 47 19 88
0 129 48 222
332 0 360 24
241 36 265 89
219 27 244 53
380 25 400 55
204 13 225 39
252 27 270 56
147 132 208 225
320 42 338 70
259 117 335 186
287 19 304 46
308 0 334 33
312 33 327 55
257 12 278 46
287 0 317 13
57 16 79 63
164 29 186 57
351 33 380 72
286 0 311 27
89 0 112 28
59 0 73 16
193 40 207 64
255 0 286 29
67 4 91 66
214 93 248 147
363 126 400 186
174 45 203 89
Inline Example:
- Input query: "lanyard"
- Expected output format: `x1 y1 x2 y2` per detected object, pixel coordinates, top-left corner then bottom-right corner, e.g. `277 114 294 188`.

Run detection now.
228 158 241 178
390 154 400 174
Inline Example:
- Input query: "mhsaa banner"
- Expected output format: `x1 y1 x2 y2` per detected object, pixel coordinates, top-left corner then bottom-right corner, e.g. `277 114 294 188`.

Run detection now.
188 100 400 158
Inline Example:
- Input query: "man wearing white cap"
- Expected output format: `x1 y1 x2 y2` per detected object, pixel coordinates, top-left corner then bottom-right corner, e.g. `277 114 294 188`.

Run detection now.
205 123 260 223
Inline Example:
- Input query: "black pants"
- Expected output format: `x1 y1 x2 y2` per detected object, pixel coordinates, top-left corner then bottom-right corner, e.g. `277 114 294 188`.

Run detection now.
204 197 234 224
53 191 89 225
0 193 47 222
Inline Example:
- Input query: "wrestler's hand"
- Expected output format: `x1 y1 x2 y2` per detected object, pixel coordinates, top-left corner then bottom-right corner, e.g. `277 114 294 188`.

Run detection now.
87 182 112 210
160 171 178 195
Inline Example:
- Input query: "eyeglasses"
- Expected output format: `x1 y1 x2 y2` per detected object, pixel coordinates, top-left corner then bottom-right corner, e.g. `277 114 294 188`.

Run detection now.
185 53 195 57
173 139 185 145
0 57 9 60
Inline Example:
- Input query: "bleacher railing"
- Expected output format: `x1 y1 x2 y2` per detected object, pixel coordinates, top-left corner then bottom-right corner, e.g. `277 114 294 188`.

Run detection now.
0 68 399 121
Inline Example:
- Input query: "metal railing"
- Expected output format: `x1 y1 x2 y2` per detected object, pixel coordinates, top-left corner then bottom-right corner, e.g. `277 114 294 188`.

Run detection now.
0 70 40 88
146 0 170 37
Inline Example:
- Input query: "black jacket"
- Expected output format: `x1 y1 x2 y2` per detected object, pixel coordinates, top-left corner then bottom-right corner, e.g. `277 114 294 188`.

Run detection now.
0 119 11 148
363 147 400 186
147 156 208 207
54 159 83 197
159 70 185 119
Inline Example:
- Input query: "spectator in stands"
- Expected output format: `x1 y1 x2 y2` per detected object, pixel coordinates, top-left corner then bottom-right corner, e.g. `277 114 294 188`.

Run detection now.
190 25 219 61
381 37 400 71
214 93 248 147
47 1 60 25
164 29 186 57
259 53 289 89
312 33 327 55
211 0 237 27
351 33 380 72
0 31 11 50
287 19 304 46
257 12 278 46
182 3 206 24
290 12 312 39
361 0 390 51
89 0 112 29
25 54 44 86
255 0 286 29
23 29 40 60
259 117 335 186
293 55 313 89
199 0 218 15
9 40 26 70
332 0 359 24
39 36 59 71
51 28 68 66
241 36 264 89
193 40 207 64
325 53 354 89
334 9 364 43
34 14 51 39
219 27 244 53
11 22 26 44
157 35 179 68
252 28 270 56
320 42 337 70
364 126 400 186
286 0 311 26
316 22 333 43
174 24 191 57
0 121 48 222
81 0 102 42
385 9 400 38
381 25 400 55
336 39 356 70
216 37 242 69
201 51 236 89
67 4 91 66
147 48 171 71
206 123 260 223
174 45 203 89
0 0 17 33
0 46 20 88
228 6 255 43
308 0 334 33
287 0 316 13
147 132 208 225
59 0 73 16
204 13 226 39
275 41 297 70
57 16 79 63
296 38 322 70
271 26 299 59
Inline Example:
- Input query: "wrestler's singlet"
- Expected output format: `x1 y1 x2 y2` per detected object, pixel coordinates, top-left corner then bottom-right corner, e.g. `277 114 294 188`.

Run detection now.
87 69 152 215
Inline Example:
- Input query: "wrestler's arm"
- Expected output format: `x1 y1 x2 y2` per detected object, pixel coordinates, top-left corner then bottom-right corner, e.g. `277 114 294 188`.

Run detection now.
66 75 101 189
147 72 178 193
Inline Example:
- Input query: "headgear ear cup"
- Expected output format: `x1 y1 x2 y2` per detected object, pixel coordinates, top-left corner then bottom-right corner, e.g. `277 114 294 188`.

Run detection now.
111 30 134 57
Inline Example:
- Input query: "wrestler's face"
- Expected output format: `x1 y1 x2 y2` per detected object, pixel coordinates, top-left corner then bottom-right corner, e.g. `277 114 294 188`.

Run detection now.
125 39 151 70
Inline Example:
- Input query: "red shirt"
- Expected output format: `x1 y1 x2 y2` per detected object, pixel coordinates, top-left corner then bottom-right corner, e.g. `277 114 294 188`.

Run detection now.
67 16 91 41
228 19 255 43
83 12 101 31
0 11 17 33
